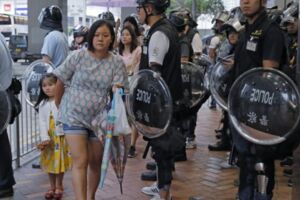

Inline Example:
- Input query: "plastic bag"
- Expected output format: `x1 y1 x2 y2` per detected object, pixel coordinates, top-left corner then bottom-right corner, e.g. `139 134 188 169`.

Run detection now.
113 88 131 135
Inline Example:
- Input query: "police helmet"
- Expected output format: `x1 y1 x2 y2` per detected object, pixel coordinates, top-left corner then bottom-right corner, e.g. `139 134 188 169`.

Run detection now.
283 1 299 18
172 7 197 28
136 0 170 12
38 5 63 31
212 11 230 24
220 18 245 33
73 25 88 38
98 11 116 27
229 6 246 24
281 1 299 27
168 13 187 32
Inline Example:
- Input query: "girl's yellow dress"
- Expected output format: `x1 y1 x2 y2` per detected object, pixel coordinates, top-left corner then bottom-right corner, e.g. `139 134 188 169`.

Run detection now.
40 112 71 174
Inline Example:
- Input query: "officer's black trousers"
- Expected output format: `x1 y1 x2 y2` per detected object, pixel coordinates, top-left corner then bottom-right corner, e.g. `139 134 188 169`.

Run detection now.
238 156 274 200
152 149 174 189
186 92 211 140
231 125 275 199
0 130 15 190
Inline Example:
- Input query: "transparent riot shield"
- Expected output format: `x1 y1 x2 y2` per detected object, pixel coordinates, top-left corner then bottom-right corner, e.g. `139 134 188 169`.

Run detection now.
210 54 235 110
228 68 300 145
0 84 11 135
23 60 54 106
126 69 173 138
180 62 207 108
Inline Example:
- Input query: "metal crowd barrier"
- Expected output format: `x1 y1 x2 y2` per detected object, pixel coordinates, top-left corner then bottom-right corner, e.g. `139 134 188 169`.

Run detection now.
7 77 40 168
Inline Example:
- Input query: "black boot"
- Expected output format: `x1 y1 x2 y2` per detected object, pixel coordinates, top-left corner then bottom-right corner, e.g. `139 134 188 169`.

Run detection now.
141 170 157 181
146 161 156 170
0 187 13 198
208 141 231 151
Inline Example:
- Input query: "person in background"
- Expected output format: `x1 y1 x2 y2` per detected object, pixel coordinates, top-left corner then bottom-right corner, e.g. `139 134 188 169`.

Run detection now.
38 5 69 68
35 73 71 200
70 25 89 51
0 33 15 199
53 19 128 200
118 25 142 158
207 11 230 109
123 15 143 45
279 1 299 186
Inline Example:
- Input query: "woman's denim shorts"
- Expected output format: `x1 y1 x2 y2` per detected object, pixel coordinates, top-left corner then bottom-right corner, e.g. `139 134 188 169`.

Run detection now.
62 124 99 141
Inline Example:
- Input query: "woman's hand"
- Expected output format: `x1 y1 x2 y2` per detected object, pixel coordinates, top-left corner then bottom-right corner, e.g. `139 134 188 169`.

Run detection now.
112 84 124 93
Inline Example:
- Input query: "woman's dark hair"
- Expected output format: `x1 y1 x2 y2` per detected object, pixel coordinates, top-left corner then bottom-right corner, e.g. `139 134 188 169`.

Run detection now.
87 19 115 51
123 16 141 36
118 26 139 56
34 73 57 110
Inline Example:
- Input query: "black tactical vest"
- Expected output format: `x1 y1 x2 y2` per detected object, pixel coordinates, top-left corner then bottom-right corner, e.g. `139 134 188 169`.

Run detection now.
139 18 183 102
234 11 286 78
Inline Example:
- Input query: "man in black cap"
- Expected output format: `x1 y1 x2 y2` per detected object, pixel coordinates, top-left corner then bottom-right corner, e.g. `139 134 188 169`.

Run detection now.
38 5 69 68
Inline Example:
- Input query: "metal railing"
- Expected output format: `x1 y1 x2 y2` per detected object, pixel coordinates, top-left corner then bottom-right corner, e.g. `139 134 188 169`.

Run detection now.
7 77 40 168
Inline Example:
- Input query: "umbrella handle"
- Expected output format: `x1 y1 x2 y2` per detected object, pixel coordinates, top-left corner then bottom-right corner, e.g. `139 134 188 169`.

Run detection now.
120 182 123 194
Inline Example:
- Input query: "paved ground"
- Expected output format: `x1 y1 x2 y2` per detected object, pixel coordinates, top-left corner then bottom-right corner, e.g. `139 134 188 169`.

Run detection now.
2 103 293 200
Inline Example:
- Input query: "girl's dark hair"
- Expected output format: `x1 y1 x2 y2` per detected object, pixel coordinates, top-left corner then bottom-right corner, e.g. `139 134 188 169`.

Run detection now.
87 19 115 51
34 73 57 110
123 16 141 37
118 26 139 56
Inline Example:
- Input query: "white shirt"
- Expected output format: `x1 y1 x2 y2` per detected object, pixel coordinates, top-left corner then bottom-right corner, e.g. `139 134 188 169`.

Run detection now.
209 35 221 49
148 31 170 65
38 100 58 141
191 32 203 54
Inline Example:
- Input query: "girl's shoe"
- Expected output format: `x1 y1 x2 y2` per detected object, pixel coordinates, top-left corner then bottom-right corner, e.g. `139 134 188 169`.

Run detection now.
44 188 55 199
53 188 63 200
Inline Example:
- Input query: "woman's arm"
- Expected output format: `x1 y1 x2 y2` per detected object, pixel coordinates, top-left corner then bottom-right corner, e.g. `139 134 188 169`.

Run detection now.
55 79 65 108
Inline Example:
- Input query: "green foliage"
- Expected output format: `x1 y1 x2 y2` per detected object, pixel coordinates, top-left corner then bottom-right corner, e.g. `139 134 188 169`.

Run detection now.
170 0 225 16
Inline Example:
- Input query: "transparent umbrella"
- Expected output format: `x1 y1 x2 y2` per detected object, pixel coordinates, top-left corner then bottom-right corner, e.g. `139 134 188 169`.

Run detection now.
110 134 131 194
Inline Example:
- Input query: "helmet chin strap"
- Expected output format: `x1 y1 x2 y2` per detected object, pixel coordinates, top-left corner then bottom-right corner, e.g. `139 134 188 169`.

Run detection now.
142 5 157 25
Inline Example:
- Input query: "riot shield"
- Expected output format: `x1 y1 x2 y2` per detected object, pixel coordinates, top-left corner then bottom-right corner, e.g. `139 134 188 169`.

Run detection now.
228 68 300 146
0 84 11 135
126 69 173 138
210 54 235 110
23 60 54 106
180 62 207 108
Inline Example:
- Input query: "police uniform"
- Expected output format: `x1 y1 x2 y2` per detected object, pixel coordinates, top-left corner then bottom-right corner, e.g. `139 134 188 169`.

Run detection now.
139 17 183 189
233 10 285 199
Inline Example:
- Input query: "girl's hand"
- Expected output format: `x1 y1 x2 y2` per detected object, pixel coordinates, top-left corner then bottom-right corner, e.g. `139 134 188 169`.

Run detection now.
37 140 52 150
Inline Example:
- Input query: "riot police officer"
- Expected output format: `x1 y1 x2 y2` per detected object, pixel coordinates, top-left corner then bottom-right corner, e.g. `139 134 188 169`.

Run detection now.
281 1 298 82
136 0 183 199
232 0 286 199
279 0 298 185
207 11 230 109
70 25 89 51
38 5 69 68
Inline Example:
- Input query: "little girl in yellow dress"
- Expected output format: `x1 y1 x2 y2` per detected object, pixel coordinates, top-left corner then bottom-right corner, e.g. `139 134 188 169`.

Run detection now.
35 73 71 200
